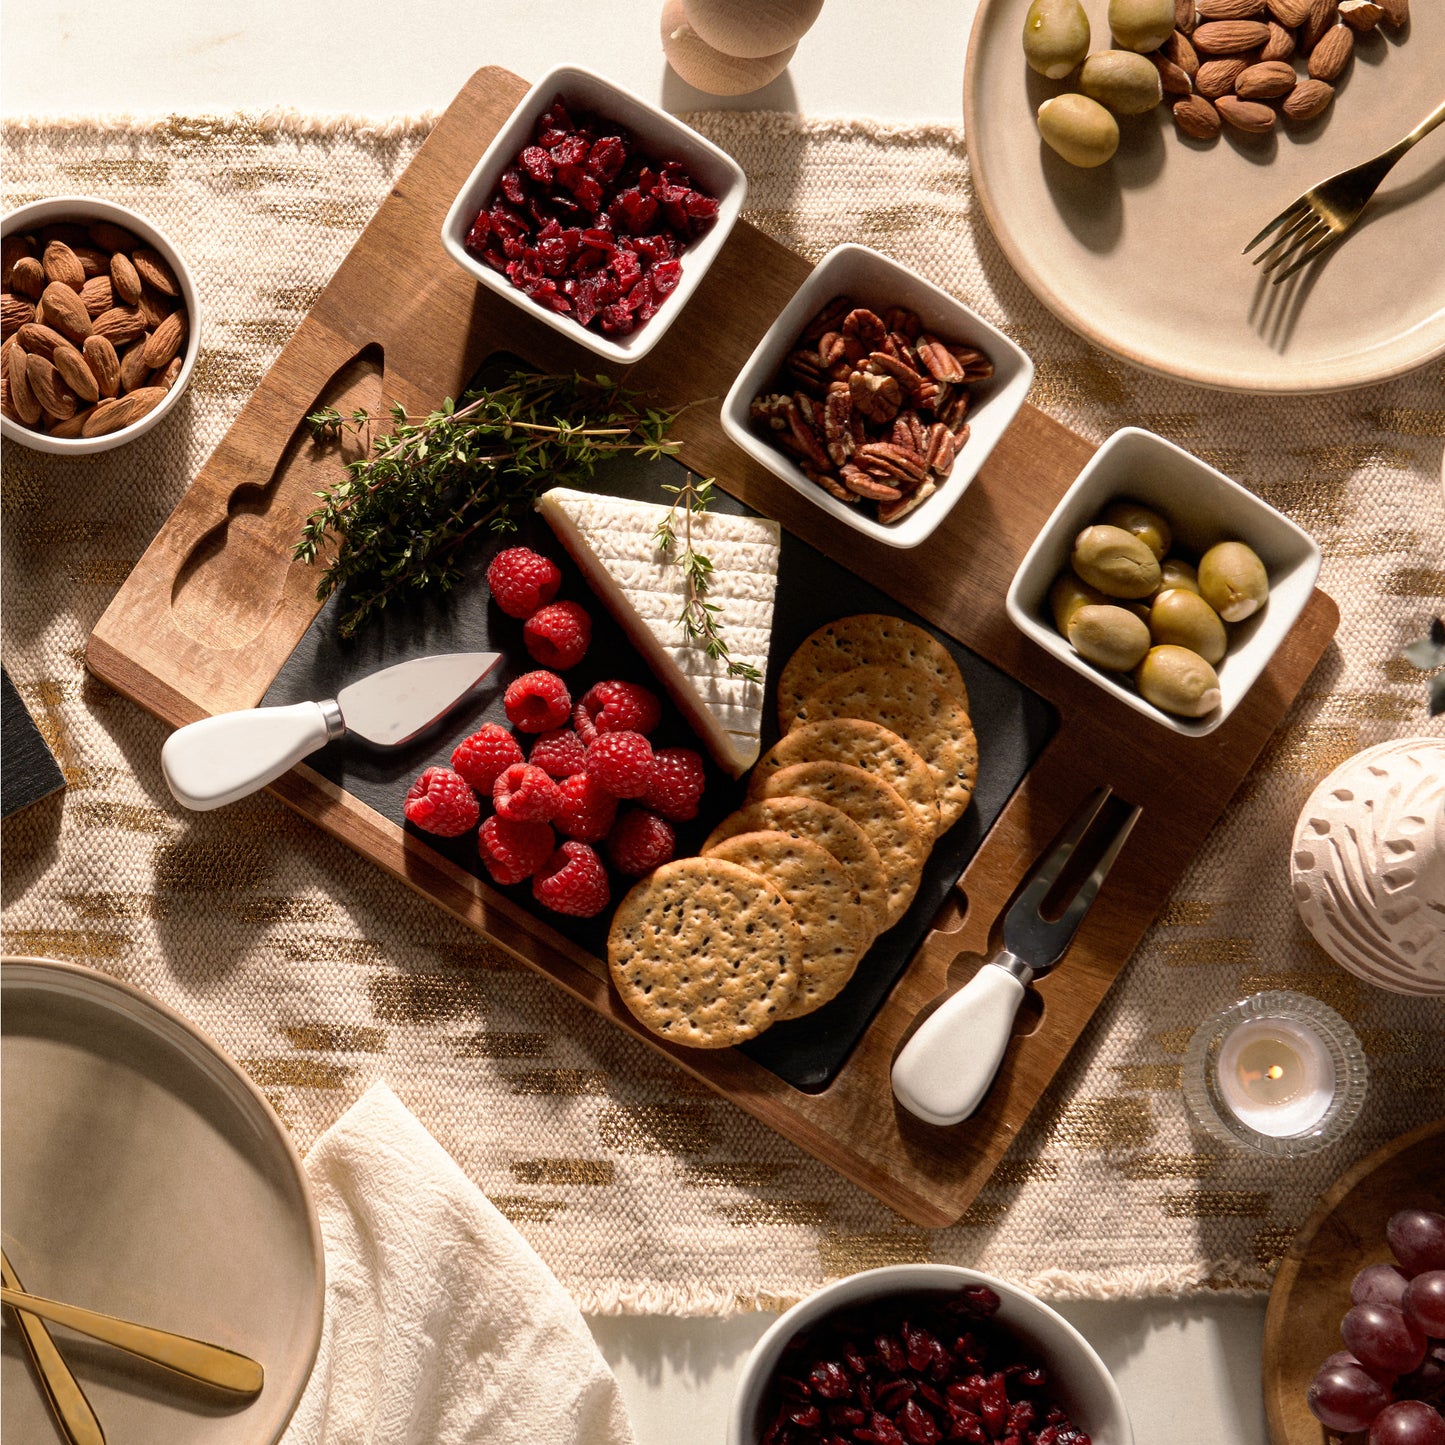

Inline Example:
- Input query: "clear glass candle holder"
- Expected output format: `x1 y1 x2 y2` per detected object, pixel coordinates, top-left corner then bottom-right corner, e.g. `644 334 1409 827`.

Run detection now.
1182 991 1368 1158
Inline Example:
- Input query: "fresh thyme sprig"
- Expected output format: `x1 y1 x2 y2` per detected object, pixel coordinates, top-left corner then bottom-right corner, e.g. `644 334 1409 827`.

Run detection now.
653 474 762 683
293 370 680 637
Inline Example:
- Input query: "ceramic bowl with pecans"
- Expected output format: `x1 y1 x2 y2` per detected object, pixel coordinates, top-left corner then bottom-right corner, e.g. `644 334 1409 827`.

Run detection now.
1 197 201 456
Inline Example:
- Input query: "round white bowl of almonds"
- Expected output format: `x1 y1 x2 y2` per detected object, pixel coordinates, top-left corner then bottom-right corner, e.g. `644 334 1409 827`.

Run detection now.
1 196 200 455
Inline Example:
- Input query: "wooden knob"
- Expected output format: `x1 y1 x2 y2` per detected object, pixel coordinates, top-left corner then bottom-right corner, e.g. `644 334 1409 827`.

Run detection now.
681 0 824 58
662 0 796 95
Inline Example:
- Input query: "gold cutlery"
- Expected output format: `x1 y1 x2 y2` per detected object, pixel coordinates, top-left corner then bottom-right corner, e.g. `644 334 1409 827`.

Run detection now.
1 1248 106 1445
0 1282 264 1397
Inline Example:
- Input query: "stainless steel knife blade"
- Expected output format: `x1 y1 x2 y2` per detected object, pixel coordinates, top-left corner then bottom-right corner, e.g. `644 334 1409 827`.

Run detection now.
337 652 503 746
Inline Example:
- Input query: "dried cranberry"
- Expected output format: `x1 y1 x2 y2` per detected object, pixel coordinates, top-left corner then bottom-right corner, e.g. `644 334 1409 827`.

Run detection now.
588 135 627 180
500 166 527 205
898 1400 941 1445
808 1361 852 1400
874 1379 915 1411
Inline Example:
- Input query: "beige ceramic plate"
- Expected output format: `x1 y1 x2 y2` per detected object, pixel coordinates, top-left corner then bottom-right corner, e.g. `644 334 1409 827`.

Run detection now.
964 3 1445 391
1 957 323 1444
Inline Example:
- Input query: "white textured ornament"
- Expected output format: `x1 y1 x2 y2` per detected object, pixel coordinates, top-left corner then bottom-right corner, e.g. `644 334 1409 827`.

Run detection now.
1290 736 1445 996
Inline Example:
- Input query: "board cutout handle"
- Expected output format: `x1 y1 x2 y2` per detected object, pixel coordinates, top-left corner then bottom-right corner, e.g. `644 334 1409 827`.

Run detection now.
162 701 342 811
891 956 1032 1127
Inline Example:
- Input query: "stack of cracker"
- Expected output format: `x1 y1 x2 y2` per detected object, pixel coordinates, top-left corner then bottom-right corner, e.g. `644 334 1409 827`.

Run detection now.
607 615 978 1049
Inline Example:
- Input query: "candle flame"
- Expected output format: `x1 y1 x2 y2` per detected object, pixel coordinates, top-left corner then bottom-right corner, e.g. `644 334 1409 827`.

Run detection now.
1267 1065 1284 1081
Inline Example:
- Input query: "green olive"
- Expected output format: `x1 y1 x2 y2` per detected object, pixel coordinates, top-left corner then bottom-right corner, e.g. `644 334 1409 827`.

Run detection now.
1022 0 1092 78
1136 645 1222 718
1049 572 1111 633
1071 523 1161 598
1079 50 1164 115
1197 541 1269 622
1036 94 1120 169
1108 0 1176 52
1148 588 1228 665
1158 557 1200 595
1099 498 1172 560
1068 604 1152 671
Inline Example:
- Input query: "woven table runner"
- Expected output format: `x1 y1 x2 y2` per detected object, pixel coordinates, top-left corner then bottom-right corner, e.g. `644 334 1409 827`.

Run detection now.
3 113 1442 1312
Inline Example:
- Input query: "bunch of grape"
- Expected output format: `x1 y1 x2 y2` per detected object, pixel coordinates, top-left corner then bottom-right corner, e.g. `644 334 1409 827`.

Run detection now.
1307 1208 1445 1443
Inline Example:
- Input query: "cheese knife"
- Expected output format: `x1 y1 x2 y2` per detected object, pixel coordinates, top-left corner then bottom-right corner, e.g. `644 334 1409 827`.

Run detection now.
161 651 501 812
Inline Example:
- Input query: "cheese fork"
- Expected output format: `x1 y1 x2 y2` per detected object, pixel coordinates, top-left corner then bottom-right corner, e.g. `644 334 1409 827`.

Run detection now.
0 1283 264 1397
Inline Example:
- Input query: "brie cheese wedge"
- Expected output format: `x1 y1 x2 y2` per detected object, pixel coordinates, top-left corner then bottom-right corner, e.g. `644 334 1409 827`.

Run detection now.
536 487 780 776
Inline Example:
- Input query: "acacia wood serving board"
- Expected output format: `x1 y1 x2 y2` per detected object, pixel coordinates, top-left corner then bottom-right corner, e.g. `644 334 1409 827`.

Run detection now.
86 64 1339 1227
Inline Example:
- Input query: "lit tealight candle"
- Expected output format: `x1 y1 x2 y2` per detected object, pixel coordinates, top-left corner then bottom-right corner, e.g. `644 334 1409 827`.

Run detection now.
1215 1015 1334 1137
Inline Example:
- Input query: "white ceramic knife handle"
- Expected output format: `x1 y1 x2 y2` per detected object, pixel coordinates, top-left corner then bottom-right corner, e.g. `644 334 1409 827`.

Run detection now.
162 701 341 811
891 960 1030 1127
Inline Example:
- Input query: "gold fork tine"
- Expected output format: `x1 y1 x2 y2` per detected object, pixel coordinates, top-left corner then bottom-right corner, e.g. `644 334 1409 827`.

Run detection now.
1252 210 1321 270
1243 199 1307 255
1272 226 1342 284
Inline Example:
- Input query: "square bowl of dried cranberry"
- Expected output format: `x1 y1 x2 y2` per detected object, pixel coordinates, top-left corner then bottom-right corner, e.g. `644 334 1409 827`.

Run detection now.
440 64 746 364
721 243 1034 549
728 1264 1132 1445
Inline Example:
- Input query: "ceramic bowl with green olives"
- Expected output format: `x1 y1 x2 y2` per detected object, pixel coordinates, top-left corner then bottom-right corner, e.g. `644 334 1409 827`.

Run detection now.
1006 427 1324 738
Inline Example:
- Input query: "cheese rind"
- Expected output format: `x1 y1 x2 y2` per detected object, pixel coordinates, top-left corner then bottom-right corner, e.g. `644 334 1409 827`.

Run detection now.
536 487 780 776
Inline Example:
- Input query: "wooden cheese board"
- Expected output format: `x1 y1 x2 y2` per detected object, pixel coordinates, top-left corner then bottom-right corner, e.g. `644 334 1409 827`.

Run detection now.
86 64 1339 1227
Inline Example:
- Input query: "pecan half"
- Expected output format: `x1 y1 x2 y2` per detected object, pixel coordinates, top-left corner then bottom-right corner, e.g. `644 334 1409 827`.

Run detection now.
939 391 971 435
804 464 861 504
749 392 792 429
849 368 902 424
950 346 995 382
924 422 957 478
840 463 903 501
867 349 925 395
841 307 887 347
882 306 923 341
856 440 928 484
784 347 826 394
801 296 850 343
916 333 966 383
818 331 847 368
878 477 937 524
823 382 855 466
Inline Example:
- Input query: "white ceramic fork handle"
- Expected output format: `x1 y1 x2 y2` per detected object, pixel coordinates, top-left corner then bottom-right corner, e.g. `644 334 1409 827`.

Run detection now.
162 701 343 812
891 956 1034 1127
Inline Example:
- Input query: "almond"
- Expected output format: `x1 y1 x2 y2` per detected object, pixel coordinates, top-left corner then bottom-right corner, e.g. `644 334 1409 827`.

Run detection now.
6 344 42 424
1196 56 1250 93
15 323 69 360
1176 0 1199 28
119 339 151 392
152 355 184 390
10 255 45 299
1375 0 1407 24
2 292 35 339
86 221 140 254
26 355 77 421
91 305 146 347
1163 27 1201 71
1192 18 1271 48
1267 0 1311 20
80 274 115 319
72 244 110 279
1173 93 1223 136
52 342 99 403
110 251 142 305
1301 0 1337 48
142 309 187 370
38 282 92 343
1236 58 1298 95
49 407 96 439
81 385 166 437
41 240 86 291
136 285 174 329
1338 0 1384 27
1 235 32 289
1282 76 1335 118
83 335 121 398
131 248 179 297
1308 22 1353 76
1260 19 1297 57
1153 51 1195 92
1197 0 1266 15
1216 93 1277 131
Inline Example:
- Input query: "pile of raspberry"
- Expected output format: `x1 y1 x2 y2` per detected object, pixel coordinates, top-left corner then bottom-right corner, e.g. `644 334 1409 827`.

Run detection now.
401 546 706 920
463 96 720 336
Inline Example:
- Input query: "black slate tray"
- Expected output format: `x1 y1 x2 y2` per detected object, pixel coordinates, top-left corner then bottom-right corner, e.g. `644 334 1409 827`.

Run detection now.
264 452 1055 1091
2 668 65 819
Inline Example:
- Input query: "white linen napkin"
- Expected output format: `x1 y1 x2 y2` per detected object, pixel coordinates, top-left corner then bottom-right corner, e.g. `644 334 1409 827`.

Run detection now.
282 1081 637 1445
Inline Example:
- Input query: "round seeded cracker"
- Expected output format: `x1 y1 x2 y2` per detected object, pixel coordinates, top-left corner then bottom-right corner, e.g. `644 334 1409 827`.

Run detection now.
792 664 978 832
607 857 803 1049
749 717 940 845
778 614 969 730
705 831 869 1020
753 761 926 927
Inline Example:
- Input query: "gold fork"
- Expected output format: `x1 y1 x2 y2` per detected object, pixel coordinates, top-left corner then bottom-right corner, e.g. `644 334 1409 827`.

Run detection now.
1244 97 1445 283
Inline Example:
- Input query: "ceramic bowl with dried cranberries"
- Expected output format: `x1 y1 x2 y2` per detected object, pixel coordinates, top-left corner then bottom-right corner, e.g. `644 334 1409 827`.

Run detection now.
728 1264 1133 1445
441 64 746 364
1 197 200 455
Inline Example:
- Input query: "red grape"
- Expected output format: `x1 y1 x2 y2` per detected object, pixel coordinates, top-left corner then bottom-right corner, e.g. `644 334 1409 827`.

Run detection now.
1369 1400 1445 1445
1357 1264 1414 1309
1346 1303 1430 1377
1400 1343 1445 1403
1390 1211 1445 1277
1311 1362 1394 1432
1405 1272 1445 1338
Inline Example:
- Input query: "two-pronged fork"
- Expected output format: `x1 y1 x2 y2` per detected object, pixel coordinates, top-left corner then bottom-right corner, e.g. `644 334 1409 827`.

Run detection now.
1244 97 1445 283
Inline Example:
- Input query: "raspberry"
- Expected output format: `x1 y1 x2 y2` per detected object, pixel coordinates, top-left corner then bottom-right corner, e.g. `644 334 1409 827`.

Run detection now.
528 727 587 779
550 772 618 843
641 747 706 821
532 840 610 918
403 766 479 837
523 600 592 670
585 730 654 799
451 723 524 793
606 809 676 876
504 670 572 733
574 679 662 742
478 816 555 886
492 762 560 823
487 546 561 619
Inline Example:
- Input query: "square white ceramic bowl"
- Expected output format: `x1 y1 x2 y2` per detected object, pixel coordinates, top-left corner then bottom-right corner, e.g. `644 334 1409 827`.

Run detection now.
440 64 746 365
1005 427 1323 738
720 243 1034 549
